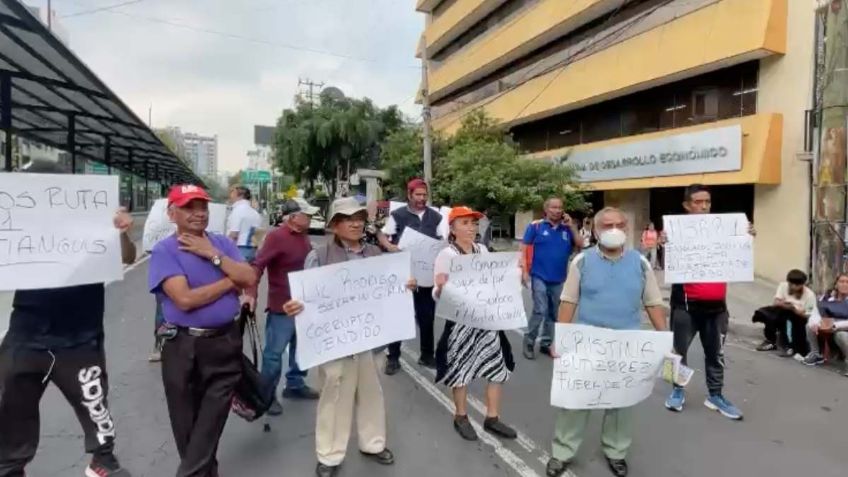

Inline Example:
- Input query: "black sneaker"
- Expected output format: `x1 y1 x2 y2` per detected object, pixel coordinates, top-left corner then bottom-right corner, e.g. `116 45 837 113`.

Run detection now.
360 448 395 465
546 458 569 477
86 453 131 477
453 415 478 441
283 386 320 400
384 358 401 376
539 346 552 358
315 462 339 477
523 341 535 360
418 355 437 369
606 457 628 477
266 398 283 416
483 416 517 439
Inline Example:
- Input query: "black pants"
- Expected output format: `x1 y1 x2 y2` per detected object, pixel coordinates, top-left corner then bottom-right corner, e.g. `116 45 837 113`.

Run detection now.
161 325 242 477
671 308 725 395
0 342 115 477
752 306 810 355
388 287 436 361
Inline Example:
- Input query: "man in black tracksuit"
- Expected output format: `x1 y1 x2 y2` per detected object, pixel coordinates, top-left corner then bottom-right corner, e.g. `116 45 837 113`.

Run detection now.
0 163 137 477
378 178 445 375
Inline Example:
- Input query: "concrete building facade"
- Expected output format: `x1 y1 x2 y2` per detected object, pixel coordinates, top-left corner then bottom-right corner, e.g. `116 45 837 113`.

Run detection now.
418 0 818 283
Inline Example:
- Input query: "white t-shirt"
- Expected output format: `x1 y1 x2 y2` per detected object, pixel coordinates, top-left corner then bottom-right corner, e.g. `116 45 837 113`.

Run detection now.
774 282 817 317
227 199 262 247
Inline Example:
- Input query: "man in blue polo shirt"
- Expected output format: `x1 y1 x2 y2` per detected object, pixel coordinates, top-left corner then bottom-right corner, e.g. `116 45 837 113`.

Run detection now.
520 197 583 359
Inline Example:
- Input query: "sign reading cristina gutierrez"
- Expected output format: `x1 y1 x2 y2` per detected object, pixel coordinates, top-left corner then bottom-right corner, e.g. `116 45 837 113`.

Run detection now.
550 324 673 410
559 125 742 182
290 252 416 370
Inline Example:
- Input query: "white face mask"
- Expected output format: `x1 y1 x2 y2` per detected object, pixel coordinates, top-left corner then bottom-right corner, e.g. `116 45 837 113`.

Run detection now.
598 228 627 249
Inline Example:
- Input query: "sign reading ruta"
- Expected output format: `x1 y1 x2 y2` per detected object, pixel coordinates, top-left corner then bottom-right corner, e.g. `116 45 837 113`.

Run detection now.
550 324 673 409
435 252 526 330
0 173 122 290
663 213 753 284
397 227 446 288
289 253 416 369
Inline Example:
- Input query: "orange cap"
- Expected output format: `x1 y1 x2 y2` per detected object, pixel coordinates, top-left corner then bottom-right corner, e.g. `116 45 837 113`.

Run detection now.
448 206 484 223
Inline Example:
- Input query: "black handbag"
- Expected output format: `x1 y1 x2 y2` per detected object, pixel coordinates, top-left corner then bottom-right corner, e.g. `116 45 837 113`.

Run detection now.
231 306 272 422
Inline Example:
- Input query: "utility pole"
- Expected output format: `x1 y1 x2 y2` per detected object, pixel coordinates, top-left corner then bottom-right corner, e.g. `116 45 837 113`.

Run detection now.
298 78 325 106
47 0 52 31
421 44 433 194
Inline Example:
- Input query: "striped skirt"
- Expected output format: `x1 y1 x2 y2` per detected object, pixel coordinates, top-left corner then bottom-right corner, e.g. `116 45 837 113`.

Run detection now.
437 323 510 388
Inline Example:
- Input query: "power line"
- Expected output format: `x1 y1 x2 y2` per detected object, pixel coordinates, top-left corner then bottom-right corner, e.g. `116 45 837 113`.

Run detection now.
434 0 676 132
60 0 146 18
60 3 422 69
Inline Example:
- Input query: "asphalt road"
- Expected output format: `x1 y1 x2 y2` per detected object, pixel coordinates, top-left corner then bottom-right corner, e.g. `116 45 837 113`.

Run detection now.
22 251 848 477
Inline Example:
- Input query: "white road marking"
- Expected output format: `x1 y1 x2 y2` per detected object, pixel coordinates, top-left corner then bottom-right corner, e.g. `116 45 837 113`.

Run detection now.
398 357 544 477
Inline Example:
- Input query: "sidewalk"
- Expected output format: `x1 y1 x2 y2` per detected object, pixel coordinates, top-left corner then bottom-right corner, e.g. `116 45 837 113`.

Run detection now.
491 237 775 341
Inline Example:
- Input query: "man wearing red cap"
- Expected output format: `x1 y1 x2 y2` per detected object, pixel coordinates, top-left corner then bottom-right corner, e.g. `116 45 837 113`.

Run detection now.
378 178 446 375
148 185 257 477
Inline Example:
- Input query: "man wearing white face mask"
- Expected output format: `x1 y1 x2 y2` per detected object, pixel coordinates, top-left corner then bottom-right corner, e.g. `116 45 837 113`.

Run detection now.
546 207 666 477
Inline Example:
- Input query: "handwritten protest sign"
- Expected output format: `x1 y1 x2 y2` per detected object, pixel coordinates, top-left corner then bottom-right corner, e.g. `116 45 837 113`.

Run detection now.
435 252 526 330
663 213 753 284
550 324 673 409
290 252 416 369
0 173 122 290
143 199 228 251
397 227 446 287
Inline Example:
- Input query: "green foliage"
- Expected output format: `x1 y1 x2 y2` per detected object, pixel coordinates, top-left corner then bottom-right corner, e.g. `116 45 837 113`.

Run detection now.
202 176 229 202
227 170 243 187
273 90 404 196
379 110 587 215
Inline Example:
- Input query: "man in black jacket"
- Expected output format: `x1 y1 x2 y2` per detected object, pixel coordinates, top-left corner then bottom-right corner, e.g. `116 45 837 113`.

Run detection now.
0 162 137 477
378 179 445 375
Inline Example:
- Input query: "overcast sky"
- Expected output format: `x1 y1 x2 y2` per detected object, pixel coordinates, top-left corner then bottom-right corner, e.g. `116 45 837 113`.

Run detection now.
45 0 423 175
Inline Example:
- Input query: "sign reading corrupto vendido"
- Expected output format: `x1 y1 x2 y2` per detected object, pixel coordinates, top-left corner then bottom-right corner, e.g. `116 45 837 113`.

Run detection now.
556 125 742 182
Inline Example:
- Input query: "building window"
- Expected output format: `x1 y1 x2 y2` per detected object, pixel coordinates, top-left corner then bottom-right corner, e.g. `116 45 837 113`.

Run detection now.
512 61 759 153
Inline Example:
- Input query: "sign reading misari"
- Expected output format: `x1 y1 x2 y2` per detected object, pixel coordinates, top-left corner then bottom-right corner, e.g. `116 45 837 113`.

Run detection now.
0 173 123 290
557 125 742 182
290 252 416 369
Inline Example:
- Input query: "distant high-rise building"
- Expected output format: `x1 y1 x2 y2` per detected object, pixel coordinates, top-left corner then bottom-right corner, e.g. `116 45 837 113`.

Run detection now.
182 132 218 179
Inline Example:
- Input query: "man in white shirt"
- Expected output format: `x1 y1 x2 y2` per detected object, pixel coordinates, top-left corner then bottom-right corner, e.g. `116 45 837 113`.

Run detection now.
227 185 263 261
752 269 817 357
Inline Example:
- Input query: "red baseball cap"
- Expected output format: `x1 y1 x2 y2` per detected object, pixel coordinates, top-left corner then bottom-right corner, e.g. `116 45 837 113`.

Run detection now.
168 184 211 207
407 178 428 193
448 206 484 223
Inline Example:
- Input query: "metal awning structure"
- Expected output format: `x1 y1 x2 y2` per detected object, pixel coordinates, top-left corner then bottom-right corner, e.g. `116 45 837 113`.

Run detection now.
0 0 203 186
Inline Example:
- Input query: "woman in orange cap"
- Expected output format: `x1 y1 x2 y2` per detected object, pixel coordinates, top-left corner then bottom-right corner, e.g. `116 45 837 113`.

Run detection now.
433 206 517 442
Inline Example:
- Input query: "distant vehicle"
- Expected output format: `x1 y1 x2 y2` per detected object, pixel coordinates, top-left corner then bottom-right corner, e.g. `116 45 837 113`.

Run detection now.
270 197 326 235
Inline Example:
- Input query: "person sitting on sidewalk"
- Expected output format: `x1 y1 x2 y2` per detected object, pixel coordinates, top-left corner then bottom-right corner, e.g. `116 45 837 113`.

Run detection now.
753 269 816 357
803 274 848 374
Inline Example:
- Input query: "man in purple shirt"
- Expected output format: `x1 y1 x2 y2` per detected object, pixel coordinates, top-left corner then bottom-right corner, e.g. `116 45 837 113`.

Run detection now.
148 184 256 477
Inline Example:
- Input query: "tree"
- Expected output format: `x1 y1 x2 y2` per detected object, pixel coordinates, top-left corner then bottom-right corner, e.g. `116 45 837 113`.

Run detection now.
274 90 405 197
202 175 229 202
379 110 587 215
228 170 244 187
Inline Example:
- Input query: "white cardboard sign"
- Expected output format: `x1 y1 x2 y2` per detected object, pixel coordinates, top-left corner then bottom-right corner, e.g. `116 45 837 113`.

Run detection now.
550 324 673 409
143 199 228 251
435 251 527 330
663 213 753 284
397 227 447 288
290 253 416 369
0 173 122 290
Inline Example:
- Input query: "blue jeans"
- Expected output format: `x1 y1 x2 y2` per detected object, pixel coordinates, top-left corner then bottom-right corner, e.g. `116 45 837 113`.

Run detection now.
525 277 564 348
260 312 307 397
238 246 256 262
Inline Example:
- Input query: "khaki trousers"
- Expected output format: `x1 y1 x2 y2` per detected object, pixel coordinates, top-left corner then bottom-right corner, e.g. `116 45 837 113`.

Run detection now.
316 351 387 466
551 407 634 462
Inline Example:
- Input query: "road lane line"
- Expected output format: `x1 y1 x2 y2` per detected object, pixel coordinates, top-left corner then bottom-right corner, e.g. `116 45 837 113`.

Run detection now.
398 357 543 477
402 348 577 476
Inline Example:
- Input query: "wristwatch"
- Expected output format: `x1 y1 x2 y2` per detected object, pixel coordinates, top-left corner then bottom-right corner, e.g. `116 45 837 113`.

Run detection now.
211 255 222 267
